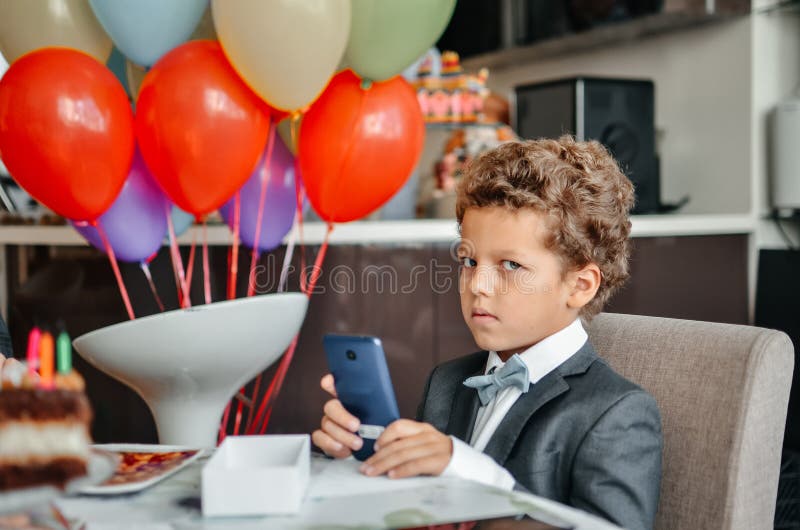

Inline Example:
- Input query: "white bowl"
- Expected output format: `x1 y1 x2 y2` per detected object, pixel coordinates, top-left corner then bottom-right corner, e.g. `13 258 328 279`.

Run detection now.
73 293 308 447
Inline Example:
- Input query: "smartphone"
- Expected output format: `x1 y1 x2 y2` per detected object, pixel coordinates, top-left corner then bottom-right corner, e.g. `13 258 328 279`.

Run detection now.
323 334 400 461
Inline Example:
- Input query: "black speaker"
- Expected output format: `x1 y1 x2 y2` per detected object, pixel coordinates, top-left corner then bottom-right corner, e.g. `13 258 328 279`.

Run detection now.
515 77 659 214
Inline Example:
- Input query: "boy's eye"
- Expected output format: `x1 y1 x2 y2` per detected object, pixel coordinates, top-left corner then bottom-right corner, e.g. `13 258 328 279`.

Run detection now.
460 257 477 268
502 260 521 271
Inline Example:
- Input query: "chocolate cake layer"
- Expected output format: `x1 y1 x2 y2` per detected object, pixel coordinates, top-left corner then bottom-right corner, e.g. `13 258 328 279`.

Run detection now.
0 457 87 490
0 390 91 422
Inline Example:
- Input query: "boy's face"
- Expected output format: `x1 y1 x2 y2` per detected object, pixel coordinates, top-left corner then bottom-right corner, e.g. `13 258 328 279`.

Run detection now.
458 206 581 359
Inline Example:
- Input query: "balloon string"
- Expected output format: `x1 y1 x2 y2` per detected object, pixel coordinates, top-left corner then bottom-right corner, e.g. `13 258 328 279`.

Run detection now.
246 114 305 435
291 114 309 293
221 229 236 438
251 223 334 435
185 234 196 296
244 369 263 433
247 336 298 435
227 191 241 300
230 119 277 436
140 261 164 312
295 160 308 293
277 115 303 291
278 213 298 293
233 404 244 437
165 204 191 308
303 222 333 297
218 403 230 445
95 221 135 320
248 121 276 298
256 332 301 435
241 246 262 432
202 218 211 305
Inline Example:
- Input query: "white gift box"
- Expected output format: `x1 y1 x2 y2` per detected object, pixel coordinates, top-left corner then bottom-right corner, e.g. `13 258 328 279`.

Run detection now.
201 434 310 517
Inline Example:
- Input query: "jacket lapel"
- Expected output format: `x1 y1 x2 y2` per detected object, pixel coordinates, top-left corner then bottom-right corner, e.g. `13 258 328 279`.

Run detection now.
483 340 599 466
446 364 484 443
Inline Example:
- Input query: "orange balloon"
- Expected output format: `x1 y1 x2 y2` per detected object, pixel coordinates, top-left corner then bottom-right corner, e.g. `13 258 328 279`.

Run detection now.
0 48 134 221
299 71 425 223
135 40 270 216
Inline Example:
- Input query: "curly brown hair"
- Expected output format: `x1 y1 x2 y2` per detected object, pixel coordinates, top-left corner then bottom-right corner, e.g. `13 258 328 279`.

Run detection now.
455 136 635 319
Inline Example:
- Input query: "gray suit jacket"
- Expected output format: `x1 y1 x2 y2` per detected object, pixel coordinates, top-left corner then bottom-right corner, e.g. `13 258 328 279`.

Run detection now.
416 340 662 530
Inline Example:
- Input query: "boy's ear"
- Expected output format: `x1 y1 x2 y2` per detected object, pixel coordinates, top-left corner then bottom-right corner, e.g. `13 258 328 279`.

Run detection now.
566 263 602 310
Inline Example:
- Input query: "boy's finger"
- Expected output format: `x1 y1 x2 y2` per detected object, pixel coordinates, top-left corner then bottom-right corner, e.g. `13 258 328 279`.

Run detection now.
361 441 440 477
320 374 338 398
362 432 434 471
375 419 427 450
323 399 360 431
321 416 364 451
311 429 351 459
388 454 446 479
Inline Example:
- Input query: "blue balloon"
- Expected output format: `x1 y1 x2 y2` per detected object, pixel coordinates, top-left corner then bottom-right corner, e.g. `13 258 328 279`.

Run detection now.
170 206 195 237
89 0 208 67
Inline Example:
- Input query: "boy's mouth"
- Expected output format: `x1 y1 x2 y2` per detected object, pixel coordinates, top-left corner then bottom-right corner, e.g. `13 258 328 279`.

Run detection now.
471 308 498 321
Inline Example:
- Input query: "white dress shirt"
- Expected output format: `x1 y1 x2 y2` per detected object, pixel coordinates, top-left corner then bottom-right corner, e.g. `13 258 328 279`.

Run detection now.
441 318 589 490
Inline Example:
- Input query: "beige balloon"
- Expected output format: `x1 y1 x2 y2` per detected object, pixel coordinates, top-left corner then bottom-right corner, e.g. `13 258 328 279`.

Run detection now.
212 0 350 111
0 0 112 63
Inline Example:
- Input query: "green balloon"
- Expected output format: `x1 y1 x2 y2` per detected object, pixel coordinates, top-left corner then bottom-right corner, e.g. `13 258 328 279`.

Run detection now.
345 0 456 82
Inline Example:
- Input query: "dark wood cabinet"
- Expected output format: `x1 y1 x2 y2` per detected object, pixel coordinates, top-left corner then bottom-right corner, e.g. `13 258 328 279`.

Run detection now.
437 0 750 62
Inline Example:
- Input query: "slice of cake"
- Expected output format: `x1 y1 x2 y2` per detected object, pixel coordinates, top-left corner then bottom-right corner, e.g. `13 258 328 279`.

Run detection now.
0 360 93 491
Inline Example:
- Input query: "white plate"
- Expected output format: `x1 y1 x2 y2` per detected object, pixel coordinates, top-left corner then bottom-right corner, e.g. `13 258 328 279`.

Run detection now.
0 449 118 515
79 444 204 495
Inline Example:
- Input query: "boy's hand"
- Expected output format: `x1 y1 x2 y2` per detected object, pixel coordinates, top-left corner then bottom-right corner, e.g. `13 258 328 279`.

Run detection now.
311 374 364 459
360 419 453 479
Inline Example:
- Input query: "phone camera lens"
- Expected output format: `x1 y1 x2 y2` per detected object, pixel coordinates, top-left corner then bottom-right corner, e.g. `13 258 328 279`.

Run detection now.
346 350 357 360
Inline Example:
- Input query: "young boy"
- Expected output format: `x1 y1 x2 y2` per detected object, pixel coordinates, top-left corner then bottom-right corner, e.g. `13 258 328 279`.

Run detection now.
313 137 663 530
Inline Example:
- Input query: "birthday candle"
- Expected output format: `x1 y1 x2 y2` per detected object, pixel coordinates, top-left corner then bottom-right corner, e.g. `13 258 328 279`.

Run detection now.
56 331 72 374
26 327 41 376
39 332 54 389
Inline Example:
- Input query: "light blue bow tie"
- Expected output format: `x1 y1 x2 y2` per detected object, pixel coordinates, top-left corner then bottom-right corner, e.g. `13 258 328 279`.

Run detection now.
463 354 530 406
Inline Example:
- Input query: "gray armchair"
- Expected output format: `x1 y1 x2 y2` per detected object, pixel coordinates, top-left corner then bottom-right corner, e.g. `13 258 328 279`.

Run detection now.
588 313 794 530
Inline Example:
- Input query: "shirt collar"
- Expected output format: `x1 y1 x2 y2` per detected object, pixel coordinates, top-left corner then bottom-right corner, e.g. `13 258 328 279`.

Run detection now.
485 318 589 384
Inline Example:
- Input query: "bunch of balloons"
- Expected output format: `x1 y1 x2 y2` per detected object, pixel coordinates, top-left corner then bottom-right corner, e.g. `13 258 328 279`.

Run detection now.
0 0 456 438
0 0 454 260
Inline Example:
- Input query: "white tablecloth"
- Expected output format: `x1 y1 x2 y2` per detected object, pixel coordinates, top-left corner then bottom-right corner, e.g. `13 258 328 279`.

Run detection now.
53 453 621 530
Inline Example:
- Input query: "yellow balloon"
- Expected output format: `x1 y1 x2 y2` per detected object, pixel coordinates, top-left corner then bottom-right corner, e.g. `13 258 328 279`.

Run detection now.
277 116 301 156
212 0 350 112
0 0 112 63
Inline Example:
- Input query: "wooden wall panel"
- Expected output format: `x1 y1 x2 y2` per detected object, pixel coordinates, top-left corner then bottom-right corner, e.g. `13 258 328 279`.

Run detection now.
5 234 748 442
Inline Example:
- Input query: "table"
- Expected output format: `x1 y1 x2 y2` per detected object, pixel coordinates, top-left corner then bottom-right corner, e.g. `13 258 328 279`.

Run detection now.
48 453 621 530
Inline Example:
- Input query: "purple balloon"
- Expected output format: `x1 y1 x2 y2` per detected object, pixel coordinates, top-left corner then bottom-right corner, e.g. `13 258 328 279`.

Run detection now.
220 135 297 252
72 149 169 262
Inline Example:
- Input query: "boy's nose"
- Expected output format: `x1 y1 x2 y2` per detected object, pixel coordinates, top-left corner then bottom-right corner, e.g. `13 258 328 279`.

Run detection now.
470 265 498 296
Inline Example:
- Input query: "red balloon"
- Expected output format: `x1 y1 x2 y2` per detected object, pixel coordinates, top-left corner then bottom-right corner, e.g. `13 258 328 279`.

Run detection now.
0 48 134 221
299 70 425 223
135 40 270 216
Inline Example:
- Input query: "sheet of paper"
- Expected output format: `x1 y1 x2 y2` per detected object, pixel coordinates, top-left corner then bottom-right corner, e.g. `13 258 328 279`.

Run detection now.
307 455 442 499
